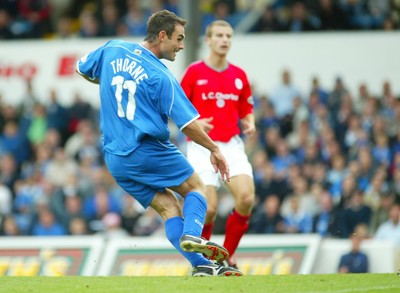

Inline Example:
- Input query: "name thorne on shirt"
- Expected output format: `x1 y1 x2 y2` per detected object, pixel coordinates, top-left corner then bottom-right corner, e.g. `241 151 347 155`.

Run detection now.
110 57 148 84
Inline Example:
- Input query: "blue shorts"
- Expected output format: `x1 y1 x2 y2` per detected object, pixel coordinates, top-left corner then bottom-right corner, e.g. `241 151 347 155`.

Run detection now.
104 137 194 208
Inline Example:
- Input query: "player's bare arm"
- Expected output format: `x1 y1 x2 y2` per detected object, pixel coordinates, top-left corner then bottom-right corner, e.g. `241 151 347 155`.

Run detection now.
182 120 230 182
197 117 214 133
240 113 256 136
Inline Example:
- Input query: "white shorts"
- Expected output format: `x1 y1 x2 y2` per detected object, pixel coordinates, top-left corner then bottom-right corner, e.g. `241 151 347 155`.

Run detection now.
186 135 253 188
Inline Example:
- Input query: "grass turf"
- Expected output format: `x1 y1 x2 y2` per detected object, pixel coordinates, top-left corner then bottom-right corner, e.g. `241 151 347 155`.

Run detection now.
1 273 399 293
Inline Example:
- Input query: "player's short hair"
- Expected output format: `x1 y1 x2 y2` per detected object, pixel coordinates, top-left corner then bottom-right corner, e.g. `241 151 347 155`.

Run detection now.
205 20 232 38
145 9 187 42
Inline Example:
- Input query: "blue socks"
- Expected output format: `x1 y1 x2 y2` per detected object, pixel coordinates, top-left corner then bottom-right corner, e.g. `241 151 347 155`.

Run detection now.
165 216 210 267
164 192 210 267
182 191 207 237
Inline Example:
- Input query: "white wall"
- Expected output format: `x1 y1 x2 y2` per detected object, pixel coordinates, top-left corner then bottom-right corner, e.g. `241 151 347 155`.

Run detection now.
0 37 183 107
312 239 399 274
1 32 399 108
214 32 400 99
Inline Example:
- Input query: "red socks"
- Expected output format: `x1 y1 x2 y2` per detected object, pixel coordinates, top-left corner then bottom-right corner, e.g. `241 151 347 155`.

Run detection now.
202 210 250 260
201 223 214 240
223 210 250 257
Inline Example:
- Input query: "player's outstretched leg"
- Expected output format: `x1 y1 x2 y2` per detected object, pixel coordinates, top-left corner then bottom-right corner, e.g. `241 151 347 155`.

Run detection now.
180 192 229 262
165 217 238 276
192 262 243 277
180 234 229 262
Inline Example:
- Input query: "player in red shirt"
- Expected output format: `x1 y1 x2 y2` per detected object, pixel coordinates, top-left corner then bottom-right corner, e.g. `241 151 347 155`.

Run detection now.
181 20 256 268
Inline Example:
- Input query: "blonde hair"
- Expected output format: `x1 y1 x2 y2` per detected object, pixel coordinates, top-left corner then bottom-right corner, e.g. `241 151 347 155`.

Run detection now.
205 20 232 38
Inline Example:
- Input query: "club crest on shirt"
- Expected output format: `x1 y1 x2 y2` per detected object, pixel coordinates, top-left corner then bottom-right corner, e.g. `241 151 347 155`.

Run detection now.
134 49 142 55
235 78 243 90
196 79 208 86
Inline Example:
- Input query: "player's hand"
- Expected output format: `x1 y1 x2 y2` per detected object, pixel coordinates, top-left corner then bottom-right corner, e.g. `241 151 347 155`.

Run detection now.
241 120 256 136
210 147 230 182
198 117 214 133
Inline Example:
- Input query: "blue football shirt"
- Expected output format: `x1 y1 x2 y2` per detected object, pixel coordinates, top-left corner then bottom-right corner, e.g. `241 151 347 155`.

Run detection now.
76 39 199 155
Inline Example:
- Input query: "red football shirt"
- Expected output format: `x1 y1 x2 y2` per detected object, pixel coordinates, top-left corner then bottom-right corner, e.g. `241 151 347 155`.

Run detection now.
181 61 253 142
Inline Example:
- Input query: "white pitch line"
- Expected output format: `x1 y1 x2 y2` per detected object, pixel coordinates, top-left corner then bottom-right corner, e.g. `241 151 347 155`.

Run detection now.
307 285 400 293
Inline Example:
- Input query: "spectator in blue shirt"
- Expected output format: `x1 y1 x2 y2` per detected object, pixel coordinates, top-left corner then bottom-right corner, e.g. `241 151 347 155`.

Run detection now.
271 139 297 179
342 189 372 238
312 190 344 238
283 196 313 233
250 195 285 234
338 234 368 273
32 207 67 236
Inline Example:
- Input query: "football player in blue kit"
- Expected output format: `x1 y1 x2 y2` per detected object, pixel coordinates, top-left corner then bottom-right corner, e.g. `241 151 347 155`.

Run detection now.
75 10 243 276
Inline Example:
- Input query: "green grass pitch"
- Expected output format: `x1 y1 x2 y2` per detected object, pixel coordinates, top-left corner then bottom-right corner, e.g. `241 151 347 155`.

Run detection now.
1 273 399 293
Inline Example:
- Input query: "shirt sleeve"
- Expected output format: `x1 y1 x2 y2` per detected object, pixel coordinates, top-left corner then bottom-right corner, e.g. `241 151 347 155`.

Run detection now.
168 78 199 130
76 43 108 81
338 254 347 270
238 70 254 119
359 254 368 273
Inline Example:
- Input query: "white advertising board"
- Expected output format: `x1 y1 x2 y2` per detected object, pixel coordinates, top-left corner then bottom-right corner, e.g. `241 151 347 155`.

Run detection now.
0 235 397 276
0 236 104 276
97 234 321 276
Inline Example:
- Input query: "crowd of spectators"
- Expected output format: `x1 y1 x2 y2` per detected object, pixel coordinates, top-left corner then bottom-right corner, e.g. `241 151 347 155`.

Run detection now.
246 70 400 247
1 70 400 246
0 0 399 40
249 0 400 32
